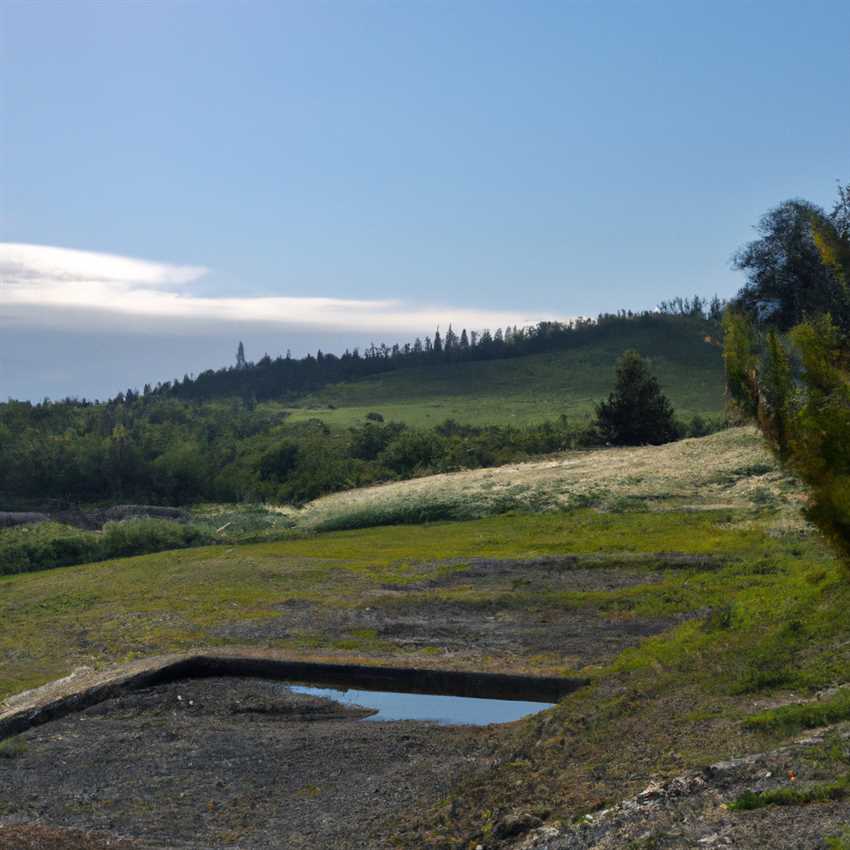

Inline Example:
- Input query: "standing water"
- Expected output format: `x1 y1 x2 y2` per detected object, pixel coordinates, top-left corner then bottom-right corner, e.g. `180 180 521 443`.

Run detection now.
290 684 554 724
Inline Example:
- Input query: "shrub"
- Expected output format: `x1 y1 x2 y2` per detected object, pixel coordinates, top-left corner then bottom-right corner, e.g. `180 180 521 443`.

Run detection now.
101 518 211 558
379 431 447 476
595 350 679 445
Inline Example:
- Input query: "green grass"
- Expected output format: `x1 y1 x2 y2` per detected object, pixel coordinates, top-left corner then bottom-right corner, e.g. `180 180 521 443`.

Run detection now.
285 322 724 429
730 775 850 810
1 504 846 702
744 689 850 735
826 829 850 850
3 430 850 849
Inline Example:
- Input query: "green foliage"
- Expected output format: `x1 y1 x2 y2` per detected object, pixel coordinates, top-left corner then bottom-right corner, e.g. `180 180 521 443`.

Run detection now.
733 197 850 332
100 518 211 558
594 350 679 445
730 775 849 811
0 737 27 759
744 688 850 735
826 828 850 850
0 313 725 508
378 430 447 476
726 312 850 561
0 519 213 576
725 185 850 562
722 309 759 420
258 441 301 481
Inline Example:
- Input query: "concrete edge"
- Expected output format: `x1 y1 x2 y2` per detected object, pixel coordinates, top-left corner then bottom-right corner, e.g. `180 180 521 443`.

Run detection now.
0 652 589 741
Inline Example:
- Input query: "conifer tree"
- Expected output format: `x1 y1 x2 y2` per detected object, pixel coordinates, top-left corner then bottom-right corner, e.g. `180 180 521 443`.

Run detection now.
594 350 678 445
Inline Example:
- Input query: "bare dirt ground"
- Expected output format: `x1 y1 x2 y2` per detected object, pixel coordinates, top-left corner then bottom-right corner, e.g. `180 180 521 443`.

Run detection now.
0 677 490 850
213 554 705 671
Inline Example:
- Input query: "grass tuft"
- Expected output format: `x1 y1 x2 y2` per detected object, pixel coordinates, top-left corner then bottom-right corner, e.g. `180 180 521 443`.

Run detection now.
744 688 850 735
729 775 849 811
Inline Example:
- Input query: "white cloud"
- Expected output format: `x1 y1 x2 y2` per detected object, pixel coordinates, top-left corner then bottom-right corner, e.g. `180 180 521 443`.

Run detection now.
0 243 552 334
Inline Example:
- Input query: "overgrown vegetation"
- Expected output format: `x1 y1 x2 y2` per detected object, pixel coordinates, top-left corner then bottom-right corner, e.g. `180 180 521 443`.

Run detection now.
724 181 850 561
0 519 212 576
744 688 850 735
730 775 850 811
0 313 725 508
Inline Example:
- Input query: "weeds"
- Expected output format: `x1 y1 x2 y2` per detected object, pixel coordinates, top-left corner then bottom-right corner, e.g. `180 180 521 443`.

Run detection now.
0 737 27 759
730 775 849 810
745 688 850 735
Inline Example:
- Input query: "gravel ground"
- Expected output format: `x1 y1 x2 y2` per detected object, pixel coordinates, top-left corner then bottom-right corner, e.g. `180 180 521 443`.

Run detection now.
0 677 490 850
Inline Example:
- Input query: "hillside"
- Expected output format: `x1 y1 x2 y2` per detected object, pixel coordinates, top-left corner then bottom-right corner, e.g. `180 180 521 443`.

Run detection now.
3 429 850 850
284 316 725 428
281 426 804 530
0 314 726 509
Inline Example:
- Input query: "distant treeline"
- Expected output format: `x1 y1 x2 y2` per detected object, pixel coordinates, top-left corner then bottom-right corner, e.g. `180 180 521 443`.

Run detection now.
0 306 725 508
0 397 721 510
107 298 725 405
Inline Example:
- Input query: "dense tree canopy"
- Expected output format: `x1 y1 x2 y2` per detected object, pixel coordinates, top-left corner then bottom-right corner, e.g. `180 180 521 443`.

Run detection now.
733 190 850 332
725 182 850 560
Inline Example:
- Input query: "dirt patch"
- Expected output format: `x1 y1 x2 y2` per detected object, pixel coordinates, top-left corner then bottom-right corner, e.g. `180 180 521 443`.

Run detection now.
0 824 146 850
0 677 490 850
517 727 850 850
215 555 698 670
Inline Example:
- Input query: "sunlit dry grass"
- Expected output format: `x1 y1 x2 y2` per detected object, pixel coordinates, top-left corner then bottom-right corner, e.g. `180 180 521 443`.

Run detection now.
275 428 808 533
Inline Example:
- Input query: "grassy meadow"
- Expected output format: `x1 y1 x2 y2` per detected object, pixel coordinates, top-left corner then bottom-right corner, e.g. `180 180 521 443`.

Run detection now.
284 321 725 429
2 425 849 848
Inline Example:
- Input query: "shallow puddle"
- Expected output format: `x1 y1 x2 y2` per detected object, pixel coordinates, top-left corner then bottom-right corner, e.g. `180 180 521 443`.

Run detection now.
290 683 554 724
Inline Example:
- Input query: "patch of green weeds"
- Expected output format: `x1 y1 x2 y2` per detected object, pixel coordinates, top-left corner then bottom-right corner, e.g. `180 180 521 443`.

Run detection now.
730 775 850 810
0 736 27 759
825 828 850 850
745 688 850 735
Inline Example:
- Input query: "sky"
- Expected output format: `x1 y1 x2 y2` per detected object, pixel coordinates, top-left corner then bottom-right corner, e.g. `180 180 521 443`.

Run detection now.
1 0 849 401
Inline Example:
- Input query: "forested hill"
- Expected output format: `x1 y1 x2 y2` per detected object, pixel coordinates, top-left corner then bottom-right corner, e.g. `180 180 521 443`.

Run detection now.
156 308 723 406
0 306 726 508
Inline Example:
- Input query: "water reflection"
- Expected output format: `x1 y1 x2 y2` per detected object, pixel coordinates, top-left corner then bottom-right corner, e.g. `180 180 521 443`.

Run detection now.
290 684 553 725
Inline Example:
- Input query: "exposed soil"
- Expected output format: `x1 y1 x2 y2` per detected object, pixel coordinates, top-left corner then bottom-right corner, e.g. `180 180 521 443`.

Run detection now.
215 556 701 670
0 677 491 850
516 726 850 850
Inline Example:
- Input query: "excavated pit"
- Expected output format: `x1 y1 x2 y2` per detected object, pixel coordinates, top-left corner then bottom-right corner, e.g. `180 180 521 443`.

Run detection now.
0 672 559 850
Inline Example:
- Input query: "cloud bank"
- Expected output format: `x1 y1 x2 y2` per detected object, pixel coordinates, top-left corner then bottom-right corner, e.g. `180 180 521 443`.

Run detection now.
0 243 548 335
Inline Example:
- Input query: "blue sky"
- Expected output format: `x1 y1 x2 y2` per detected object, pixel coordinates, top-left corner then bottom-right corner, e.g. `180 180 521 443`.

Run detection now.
1 0 848 399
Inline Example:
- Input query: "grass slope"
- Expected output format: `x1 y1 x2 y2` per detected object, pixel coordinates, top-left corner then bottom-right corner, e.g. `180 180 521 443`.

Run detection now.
286 320 724 428
2 429 849 849
283 427 804 531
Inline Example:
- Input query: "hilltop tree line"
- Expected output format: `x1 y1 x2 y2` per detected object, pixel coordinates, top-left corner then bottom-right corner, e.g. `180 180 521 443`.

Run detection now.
132 301 726 406
724 181 850 559
0 308 722 508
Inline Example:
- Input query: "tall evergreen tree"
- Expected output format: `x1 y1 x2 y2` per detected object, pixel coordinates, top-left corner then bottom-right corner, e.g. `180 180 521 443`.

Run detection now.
594 350 678 445
235 341 247 370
